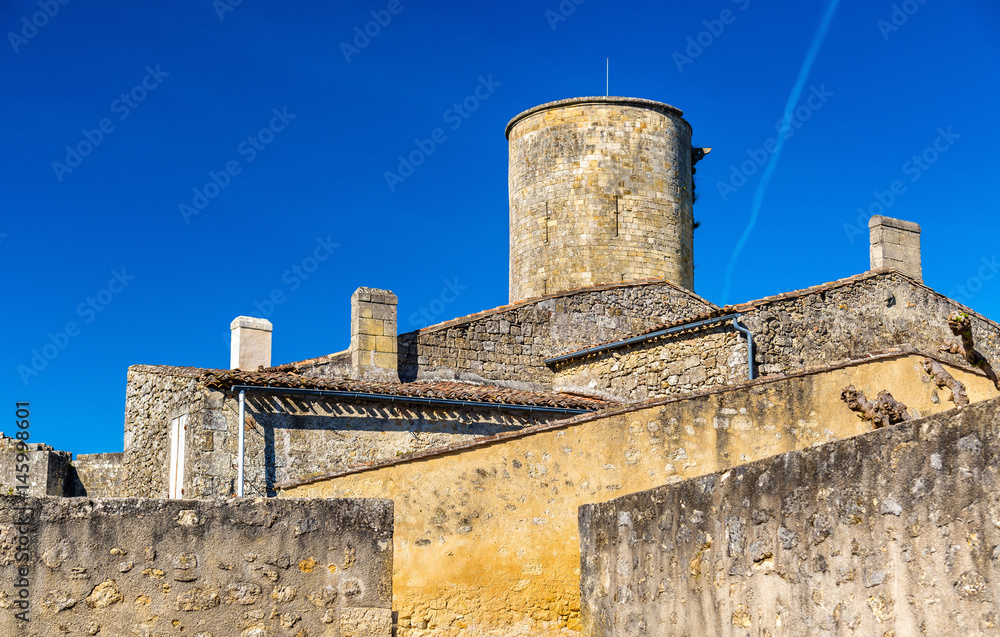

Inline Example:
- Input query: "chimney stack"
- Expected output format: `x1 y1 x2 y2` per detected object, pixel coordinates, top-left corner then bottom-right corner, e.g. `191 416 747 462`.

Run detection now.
350 287 399 382
870 216 922 282
230 316 273 370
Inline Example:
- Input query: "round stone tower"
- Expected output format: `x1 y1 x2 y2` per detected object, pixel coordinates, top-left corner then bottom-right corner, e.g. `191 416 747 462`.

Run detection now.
506 96 698 303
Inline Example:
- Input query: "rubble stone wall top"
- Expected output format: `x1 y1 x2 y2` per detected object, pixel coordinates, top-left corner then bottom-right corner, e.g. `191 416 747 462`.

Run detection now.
580 396 1000 636
0 496 392 636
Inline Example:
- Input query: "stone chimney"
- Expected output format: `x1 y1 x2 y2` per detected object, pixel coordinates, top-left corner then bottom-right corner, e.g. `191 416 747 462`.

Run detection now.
230 316 272 370
870 216 922 282
350 287 399 382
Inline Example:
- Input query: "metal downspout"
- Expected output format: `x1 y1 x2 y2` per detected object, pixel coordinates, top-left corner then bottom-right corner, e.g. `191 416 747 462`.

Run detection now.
732 316 756 380
237 389 245 497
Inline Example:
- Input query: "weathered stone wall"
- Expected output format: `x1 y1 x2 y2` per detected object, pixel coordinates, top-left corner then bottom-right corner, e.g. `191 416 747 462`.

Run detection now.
870 215 922 281
0 496 392 636
392 281 716 389
507 97 695 302
553 324 746 402
737 270 1000 378
120 366 579 499
579 395 1000 637
280 353 999 637
67 453 123 497
552 272 1000 403
0 436 71 497
296 351 353 380
121 366 228 498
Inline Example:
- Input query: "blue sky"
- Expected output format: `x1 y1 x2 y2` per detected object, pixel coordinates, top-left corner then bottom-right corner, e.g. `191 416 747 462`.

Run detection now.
3 0 998 456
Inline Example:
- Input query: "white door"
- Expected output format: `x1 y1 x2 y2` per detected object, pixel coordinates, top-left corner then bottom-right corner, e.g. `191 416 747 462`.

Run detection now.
168 414 187 498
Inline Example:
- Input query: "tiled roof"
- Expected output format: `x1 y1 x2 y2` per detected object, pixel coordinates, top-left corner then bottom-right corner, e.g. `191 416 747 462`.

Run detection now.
129 365 615 411
276 346 986 490
203 370 613 410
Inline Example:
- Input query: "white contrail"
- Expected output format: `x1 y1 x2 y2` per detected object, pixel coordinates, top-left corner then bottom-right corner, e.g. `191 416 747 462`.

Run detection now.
721 0 842 303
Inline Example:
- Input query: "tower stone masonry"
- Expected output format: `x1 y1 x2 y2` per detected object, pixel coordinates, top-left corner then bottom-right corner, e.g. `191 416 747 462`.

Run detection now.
506 96 700 303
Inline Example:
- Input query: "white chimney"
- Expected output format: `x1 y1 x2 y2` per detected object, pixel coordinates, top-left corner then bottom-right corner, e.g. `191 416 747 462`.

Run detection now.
230 316 272 370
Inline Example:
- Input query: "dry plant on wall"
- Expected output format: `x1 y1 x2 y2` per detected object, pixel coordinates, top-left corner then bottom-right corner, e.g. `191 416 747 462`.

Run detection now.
840 386 912 429
940 311 1000 390
921 358 969 406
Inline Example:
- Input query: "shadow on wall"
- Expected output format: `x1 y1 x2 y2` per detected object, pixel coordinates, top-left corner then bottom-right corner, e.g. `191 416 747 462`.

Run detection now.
242 395 531 496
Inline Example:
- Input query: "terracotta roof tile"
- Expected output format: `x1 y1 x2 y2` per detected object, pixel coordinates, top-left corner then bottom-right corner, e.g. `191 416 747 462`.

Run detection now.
203 370 613 410
130 365 615 410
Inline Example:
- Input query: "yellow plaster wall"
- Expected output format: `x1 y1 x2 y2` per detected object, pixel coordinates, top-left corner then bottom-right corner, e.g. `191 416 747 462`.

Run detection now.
281 355 999 636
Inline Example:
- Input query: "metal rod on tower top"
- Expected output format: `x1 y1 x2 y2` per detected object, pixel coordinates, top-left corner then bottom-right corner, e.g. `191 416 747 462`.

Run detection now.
606 58 609 96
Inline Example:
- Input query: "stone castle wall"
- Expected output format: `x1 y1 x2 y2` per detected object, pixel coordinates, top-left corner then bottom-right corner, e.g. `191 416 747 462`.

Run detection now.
0 436 72 497
0 496 392 636
121 366 226 498
394 281 715 389
67 453 123 497
553 323 746 402
507 97 696 302
552 272 1000 403
120 366 577 499
738 271 1000 377
280 353 999 637
580 395 1000 636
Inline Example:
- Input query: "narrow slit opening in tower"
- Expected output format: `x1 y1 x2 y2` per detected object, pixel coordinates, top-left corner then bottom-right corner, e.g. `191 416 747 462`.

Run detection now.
615 196 620 237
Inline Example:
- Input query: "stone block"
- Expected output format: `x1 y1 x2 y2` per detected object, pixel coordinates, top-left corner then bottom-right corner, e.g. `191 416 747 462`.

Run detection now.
869 215 921 281
355 334 378 352
374 336 395 354
372 304 397 321
373 352 397 369
358 318 384 337
340 607 393 636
